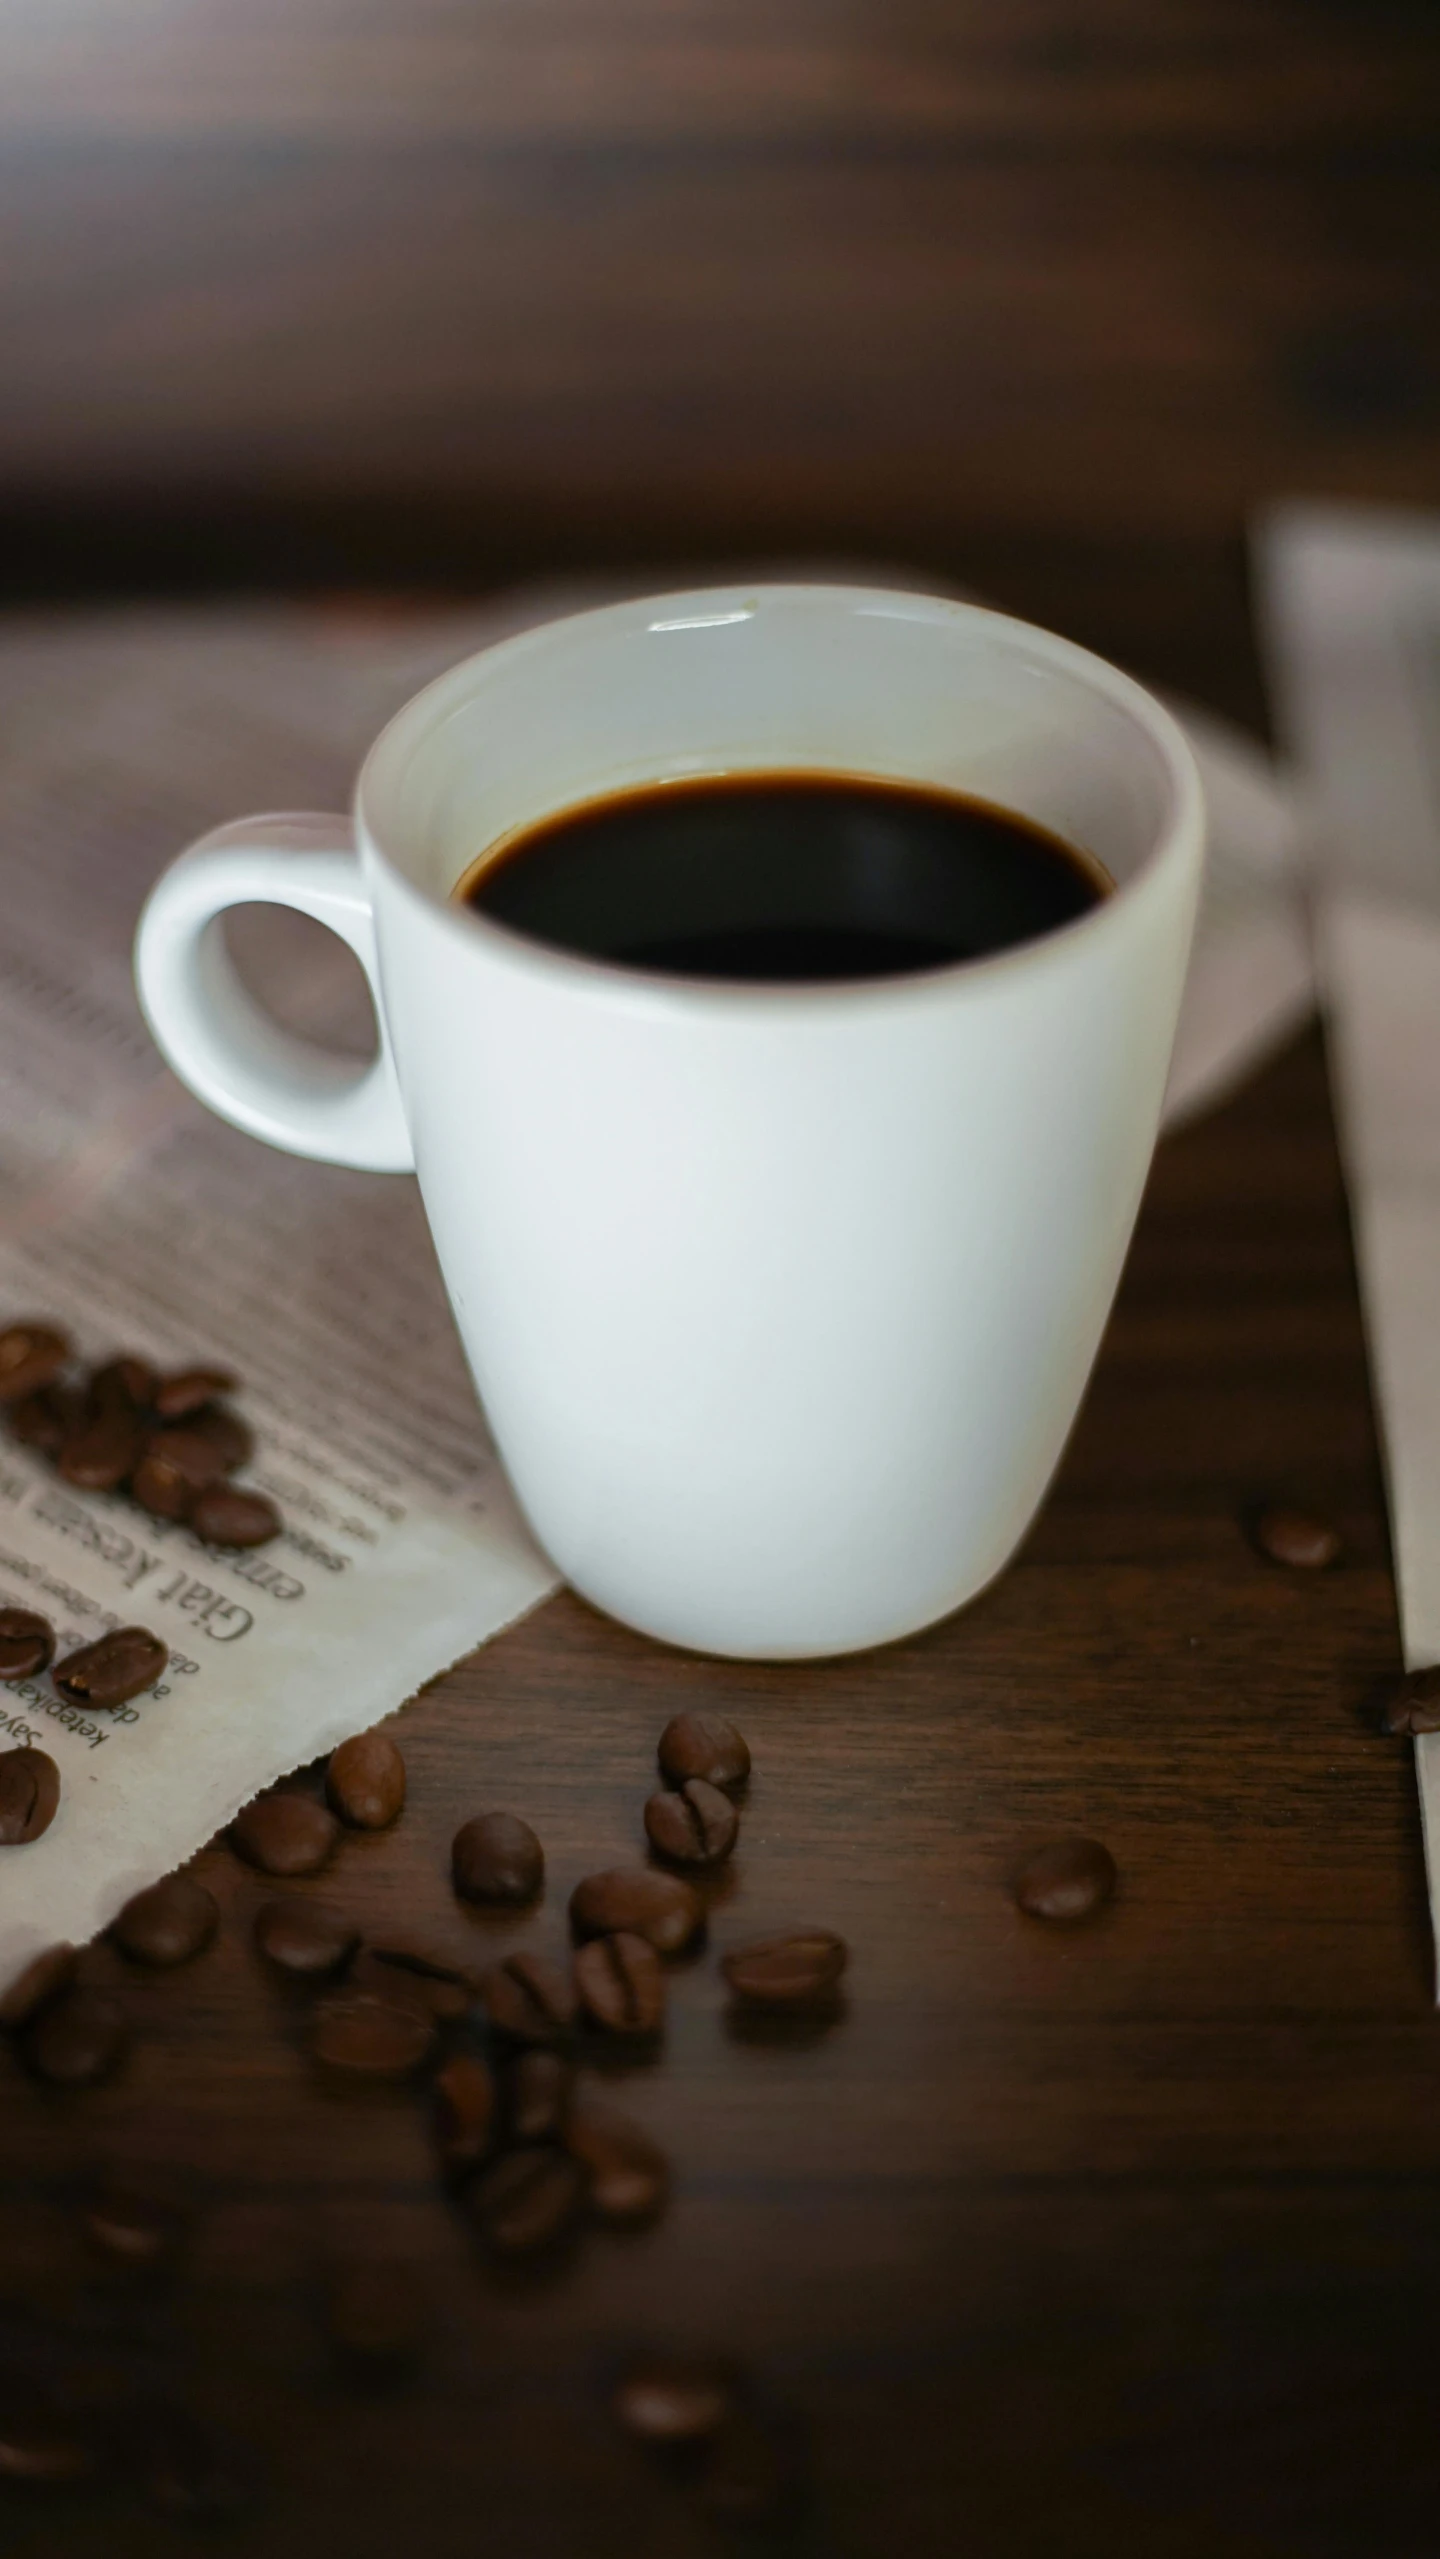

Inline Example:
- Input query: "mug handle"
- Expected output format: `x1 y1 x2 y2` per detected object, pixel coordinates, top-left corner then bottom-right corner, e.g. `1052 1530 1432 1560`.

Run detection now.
133 813 414 1172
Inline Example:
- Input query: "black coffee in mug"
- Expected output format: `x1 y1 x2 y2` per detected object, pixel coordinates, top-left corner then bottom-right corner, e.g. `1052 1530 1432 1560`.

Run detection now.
456 772 1111 983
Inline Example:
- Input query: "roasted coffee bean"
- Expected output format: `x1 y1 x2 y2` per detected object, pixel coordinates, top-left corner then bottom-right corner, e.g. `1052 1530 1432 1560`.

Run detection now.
1378 1665 1440 1736
54 1625 167 1710
721 1929 848 2008
570 1867 703 1956
111 1873 219 1968
479 1950 578 2043
192 1484 282 1548
131 1423 225 1521
25 1988 128 2085
82 2184 181 2269
326 1730 406 1830
325 2260 428 2376
0 1940 77 2028
0 2393 95 2485
1014 1836 1117 1923
358 1945 474 2021
58 1382 146 1491
154 1366 237 1420
508 2047 572 2144
8 1384 78 1455
574 1930 665 2037
566 2094 669 2227
452 1809 544 1906
133 1428 227 1503
644 1778 738 1869
230 1791 339 1877
91 1354 156 1408
613 2354 734 2445
0 1745 61 1846
0 1604 55 1679
469 2146 586 2256
135 2408 257 2524
253 1897 359 1979
433 2050 497 2174
657 1711 751 1794
0 1322 69 1402
187 1403 254 1471
312 1991 436 2078
1253 1504 1342 1569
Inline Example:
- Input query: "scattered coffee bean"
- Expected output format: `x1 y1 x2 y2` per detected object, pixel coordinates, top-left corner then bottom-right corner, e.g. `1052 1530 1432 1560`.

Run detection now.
0 1322 69 1402
0 1745 62 1846
25 1988 128 2085
326 1730 406 1830
8 1385 77 1455
1377 1665 1440 1736
452 1810 544 1906
58 1389 145 1492
0 1604 55 1679
0 1940 77 2029
479 1949 578 2043
360 1944 474 2021
192 1484 281 1548
0 2393 95 2485
230 1792 339 1878
644 1778 739 1869
82 2184 181 2269
132 1425 224 1522
154 1366 238 1420
569 1868 703 1957
721 1929 848 2009
186 1402 254 1471
508 2047 572 2144
657 1711 751 1793
111 1873 218 1968
469 2146 586 2256
312 1991 436 2079
325 2260 428 2377
1253 1504 1342 1569
574 1930 665 2037
253 1898 359 1979
135 2408 258 2524
54 1625 167 1710
1014 1836 1117 1924
566 2094 669 2227
433 2050 497 2174
613 2354 735 2446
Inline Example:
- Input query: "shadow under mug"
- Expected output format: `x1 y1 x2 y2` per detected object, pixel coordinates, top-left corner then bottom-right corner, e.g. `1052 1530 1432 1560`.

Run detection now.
134 585 1203 1659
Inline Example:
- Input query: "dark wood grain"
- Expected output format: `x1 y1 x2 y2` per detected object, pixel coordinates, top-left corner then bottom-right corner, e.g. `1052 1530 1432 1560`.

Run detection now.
0 1014 1428 2556
0 0 1436 605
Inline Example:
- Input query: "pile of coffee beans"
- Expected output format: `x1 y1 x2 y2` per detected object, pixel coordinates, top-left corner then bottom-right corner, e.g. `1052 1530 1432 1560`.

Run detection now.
0 1674 858 2522
0 1320 280 1547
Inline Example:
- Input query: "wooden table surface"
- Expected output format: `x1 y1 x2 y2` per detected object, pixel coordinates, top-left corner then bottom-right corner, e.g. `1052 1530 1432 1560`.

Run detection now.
0 989 1429 2557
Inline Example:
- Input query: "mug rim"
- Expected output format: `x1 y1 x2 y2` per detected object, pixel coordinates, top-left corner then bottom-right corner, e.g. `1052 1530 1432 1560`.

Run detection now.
356 581 1205 1009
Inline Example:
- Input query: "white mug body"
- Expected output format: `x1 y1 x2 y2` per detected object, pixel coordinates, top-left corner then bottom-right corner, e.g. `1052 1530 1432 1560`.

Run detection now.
136 586 1203 1658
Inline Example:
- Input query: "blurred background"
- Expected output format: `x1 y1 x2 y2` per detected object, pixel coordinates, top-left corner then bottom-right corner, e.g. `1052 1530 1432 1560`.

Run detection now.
1 0 1436 726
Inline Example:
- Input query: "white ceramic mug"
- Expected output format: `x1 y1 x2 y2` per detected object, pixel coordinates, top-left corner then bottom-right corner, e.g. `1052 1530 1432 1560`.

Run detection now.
134 585 1203 1659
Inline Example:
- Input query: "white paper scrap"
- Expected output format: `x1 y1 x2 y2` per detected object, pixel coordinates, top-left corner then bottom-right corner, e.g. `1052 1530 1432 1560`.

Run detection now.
0 598 567 1991
1256 501 1440 1986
